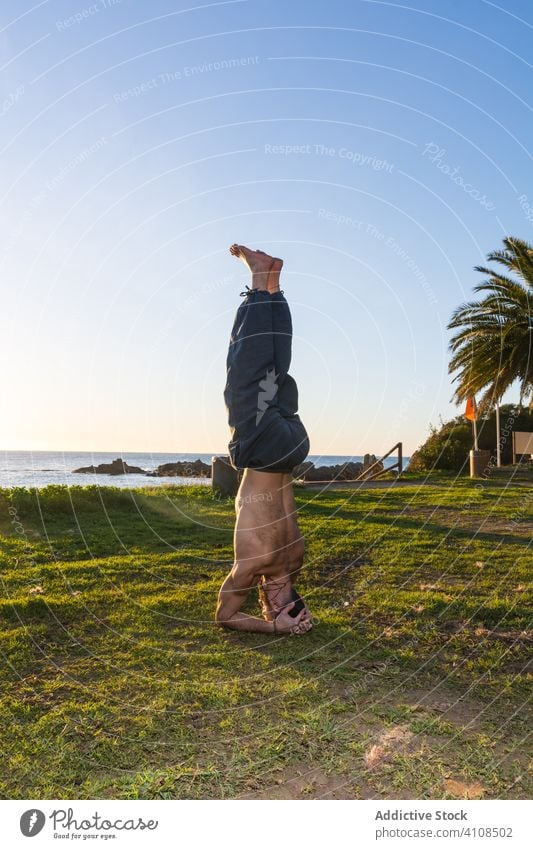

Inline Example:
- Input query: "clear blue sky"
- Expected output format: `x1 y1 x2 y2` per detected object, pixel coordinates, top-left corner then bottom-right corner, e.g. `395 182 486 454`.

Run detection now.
1 0 532 455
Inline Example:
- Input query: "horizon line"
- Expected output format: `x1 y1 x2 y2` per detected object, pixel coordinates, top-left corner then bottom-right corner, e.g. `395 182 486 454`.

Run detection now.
0 447 408 455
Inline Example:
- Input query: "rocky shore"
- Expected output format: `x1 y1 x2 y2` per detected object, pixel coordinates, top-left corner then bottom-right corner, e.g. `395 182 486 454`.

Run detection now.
73 458 211 477
293 456 383 481
145 459 211 478
74 456 383 481
73 458 147 475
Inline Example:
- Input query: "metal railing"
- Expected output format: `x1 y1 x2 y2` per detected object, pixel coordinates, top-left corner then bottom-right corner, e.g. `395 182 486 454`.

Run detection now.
355 442 403 481
300 442 403 485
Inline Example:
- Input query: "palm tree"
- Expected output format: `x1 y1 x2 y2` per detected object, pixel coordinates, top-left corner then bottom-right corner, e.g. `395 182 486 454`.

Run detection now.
448 236 533 411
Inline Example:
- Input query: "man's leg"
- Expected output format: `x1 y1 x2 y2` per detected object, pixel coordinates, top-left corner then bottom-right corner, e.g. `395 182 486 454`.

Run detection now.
271 291 293 385
224 282 300 474
224 288 276 444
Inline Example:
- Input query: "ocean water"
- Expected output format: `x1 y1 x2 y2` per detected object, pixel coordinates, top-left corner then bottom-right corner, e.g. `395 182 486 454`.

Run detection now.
0 451 407 489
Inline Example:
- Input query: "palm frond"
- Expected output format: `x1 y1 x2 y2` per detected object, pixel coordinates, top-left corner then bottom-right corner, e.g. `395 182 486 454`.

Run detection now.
447 236 533 409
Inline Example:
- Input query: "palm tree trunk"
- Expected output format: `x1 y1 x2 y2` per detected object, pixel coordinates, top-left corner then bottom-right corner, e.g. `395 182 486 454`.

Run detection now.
496 401 501 467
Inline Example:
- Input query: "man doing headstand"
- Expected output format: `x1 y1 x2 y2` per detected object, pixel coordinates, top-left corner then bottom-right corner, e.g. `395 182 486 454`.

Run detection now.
215 244 313 636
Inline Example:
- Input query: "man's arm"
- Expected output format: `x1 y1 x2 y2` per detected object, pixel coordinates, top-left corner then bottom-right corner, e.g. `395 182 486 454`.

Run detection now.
215 565 310 634
215 567 275 633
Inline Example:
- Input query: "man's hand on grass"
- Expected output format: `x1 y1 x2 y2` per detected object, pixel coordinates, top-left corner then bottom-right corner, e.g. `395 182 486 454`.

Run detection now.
274 603 313 636
292 605 313 635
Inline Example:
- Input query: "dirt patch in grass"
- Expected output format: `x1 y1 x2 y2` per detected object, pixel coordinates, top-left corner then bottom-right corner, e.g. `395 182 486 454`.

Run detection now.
364 724 414 768
309 555 369 590
397 686 488 730
239 724 493 799
500 656 533 674
443 777 486 799
397 506 533 538
473 627 533 643
240 762 355 799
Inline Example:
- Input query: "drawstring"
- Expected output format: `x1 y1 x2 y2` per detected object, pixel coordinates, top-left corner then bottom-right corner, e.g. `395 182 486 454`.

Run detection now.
239 285 285 297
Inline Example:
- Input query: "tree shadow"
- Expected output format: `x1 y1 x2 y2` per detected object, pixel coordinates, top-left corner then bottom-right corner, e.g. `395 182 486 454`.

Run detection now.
365 513 531 548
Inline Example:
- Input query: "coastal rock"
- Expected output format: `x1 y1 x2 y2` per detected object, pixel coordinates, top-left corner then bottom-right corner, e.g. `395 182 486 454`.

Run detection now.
359 454 384 479
292 461 315 478
146 459 211 478
73 458 147 475
293 460 366 481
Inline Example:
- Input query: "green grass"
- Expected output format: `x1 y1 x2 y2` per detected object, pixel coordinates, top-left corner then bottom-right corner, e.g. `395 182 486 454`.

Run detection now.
0 480 531 799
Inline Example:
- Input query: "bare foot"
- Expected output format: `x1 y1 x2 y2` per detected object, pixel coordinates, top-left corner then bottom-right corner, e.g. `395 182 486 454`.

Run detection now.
229 244 283 292
256 249 284 293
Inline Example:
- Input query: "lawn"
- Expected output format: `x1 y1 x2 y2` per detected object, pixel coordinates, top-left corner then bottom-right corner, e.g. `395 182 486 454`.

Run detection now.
0 479 531 799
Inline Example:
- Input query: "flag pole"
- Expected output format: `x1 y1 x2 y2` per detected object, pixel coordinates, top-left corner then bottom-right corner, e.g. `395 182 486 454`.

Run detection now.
465 397 478 452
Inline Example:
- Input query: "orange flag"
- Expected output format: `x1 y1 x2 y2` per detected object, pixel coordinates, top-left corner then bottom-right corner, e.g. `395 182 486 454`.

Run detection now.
464 396 477 421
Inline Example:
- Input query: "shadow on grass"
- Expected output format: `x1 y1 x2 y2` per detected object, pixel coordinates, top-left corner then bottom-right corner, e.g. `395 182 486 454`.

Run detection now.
365 513 531 548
